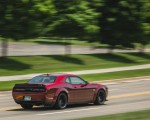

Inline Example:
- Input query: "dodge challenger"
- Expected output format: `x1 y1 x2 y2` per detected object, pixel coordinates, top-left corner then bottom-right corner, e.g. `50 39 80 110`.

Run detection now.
12 73 108 109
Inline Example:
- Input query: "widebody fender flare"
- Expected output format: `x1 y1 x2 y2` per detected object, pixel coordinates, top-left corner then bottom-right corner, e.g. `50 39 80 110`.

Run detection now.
52 88 69 104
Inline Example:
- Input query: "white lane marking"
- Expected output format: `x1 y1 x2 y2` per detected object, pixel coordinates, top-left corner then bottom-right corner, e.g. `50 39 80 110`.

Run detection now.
36 107 100 116
108 89 118 91
104 82 118 85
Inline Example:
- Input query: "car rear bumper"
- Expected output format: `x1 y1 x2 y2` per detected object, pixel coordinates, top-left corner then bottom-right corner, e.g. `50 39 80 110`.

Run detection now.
15 100 44 105
12 92 54 106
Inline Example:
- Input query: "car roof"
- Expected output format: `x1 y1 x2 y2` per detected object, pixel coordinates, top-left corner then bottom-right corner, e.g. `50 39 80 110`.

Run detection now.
41 73 76 77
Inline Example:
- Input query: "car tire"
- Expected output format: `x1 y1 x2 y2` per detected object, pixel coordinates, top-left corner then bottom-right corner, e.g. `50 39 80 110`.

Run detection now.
54 93 68 109
20 104 33 109
94 89 106 105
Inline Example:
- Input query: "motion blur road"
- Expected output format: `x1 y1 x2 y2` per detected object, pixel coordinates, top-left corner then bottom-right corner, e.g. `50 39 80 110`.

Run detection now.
0 77 150 120
0 42 150 56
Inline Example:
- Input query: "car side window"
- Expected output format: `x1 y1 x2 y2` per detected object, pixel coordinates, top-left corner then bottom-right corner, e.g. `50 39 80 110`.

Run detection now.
69 76 86 84
65 77 71 84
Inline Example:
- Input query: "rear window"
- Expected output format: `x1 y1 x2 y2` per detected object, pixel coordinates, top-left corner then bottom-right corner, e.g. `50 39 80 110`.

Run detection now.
28 76 57 83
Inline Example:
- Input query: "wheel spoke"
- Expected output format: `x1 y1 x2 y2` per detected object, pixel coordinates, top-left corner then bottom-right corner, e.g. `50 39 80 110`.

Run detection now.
94 90 106 105
57 94 67 109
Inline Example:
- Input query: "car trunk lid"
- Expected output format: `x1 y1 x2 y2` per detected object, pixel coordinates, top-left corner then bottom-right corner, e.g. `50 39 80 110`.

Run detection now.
13 83 46 92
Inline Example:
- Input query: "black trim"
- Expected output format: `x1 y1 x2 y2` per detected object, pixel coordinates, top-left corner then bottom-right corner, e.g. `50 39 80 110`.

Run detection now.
15 100 44 105
65 76 88 85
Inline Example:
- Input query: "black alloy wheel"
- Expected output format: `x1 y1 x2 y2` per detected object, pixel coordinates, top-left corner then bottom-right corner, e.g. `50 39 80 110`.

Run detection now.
55 93 68 109
94 89 106 105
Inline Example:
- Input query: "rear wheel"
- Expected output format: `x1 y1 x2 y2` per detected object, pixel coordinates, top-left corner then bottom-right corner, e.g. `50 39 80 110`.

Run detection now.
20 104 33 109
94 89 106 105
54 93 68 109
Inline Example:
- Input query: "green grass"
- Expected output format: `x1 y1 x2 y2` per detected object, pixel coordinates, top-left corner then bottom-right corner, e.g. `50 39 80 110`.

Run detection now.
0 80 27 91
2 37 150 48
0 52 150 76
7 37 108 47
81 68 150 81
30 39 150 49
134 43 150 49
73 109 150 120
0 69 149 91
31 38 102 47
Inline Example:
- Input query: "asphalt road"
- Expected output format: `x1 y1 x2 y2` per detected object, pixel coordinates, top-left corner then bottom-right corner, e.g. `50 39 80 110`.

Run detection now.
0 78 150 120
0 42 150 56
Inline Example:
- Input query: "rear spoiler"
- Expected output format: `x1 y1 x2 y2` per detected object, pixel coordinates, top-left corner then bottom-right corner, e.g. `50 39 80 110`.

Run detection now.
13 84 46 92
14 83 45 88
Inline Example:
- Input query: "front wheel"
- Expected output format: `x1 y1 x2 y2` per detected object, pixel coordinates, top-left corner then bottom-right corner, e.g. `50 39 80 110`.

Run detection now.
94 89 106 105
54 93 68 109
20 104 33 109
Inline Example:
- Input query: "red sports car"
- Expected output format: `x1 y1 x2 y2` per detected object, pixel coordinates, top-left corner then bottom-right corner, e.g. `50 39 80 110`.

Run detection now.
12 73 108 109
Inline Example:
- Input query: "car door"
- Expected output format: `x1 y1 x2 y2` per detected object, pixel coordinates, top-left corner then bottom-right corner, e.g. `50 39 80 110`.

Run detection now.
66 76 95 103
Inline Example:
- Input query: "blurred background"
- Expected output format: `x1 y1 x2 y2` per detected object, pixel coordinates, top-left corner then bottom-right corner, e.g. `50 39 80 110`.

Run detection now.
0 0 149 56
0 1 150 120
0 0 150 87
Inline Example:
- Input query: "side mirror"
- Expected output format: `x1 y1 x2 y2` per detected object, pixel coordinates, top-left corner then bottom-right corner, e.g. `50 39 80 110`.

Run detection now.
81 82 88 87
85 81 89 84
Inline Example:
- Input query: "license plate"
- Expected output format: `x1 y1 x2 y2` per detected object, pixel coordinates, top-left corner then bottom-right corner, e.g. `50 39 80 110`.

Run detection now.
24 96 31 101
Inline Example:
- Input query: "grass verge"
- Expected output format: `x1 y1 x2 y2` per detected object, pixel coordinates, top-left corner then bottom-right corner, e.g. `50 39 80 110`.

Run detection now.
0 80 27 91
2 38 108 47
0 69 149 91
3 38 150 48
0 52 150 76
72 109 150 120
81 68 150 81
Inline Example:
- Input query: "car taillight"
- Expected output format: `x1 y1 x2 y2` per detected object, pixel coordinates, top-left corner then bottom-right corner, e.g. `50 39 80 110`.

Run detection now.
32 88 46 92
13 88 25 92
13 87 46 92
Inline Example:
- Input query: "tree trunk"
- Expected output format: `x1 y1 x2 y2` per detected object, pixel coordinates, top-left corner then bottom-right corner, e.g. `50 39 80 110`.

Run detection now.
1 38 8 57
64 39 72 55
139 44 145 53
108 45 114 53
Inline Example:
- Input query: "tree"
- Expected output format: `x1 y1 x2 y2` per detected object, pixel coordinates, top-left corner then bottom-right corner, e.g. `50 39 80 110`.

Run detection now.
96 0 143 49
0 0 36 56
43 0 99 39
42 0 99 54
138 0 150 51
0 0 56 56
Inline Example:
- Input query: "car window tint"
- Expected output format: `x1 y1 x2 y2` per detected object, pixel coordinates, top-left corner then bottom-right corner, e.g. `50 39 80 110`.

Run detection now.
69 76 86 84
66 77 71 84
28 76 57 83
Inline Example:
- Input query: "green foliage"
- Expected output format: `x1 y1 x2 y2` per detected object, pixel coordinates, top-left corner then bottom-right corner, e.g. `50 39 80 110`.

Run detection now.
96 0 143 48
140 0 150 45
0 0 38 39
0 0 149 48
44 0 99 38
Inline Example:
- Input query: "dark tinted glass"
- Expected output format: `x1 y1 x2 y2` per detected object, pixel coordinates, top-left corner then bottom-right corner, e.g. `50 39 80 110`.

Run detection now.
28 76 57 83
